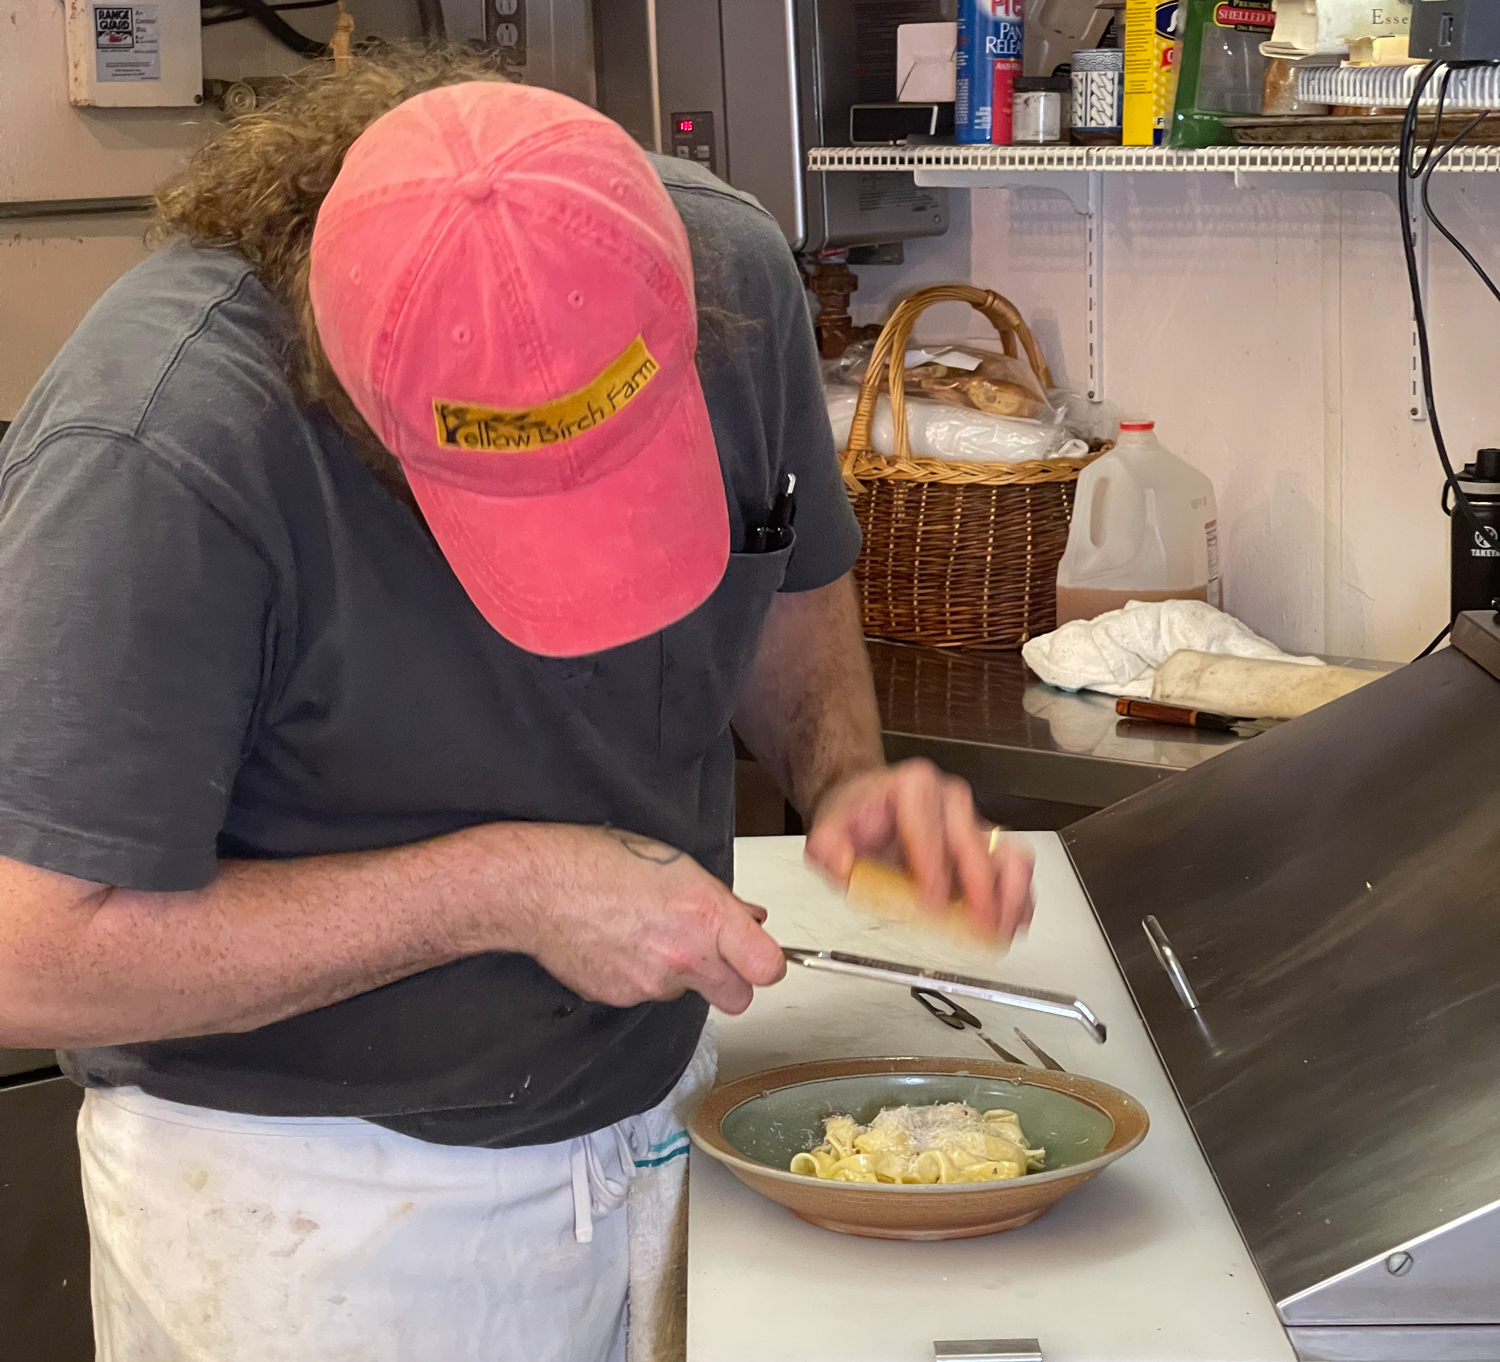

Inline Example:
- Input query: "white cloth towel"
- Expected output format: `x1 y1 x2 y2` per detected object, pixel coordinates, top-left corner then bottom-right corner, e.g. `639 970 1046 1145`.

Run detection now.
1021 598 1322 698
625 1023 717 1362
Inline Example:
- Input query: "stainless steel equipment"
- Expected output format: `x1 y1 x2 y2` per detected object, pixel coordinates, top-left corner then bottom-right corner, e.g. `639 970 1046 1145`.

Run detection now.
1063 609 1500 1361
0 1045 55 1079
504 0 1132 249
436 0 596 103
593 0 952 254
0 1058 92 1362
782 946 1107 1040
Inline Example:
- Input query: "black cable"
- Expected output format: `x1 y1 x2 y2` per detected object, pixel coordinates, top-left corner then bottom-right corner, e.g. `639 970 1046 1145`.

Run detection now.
1420 112 1500 305
1397 61 1500 660
1413 64 1455 178
1416 621 1453 657
207 0 327 55
201 0 335 26
1398 62 1500 660
201 1 335 12
1399 63 1491 544
202 0 440 47
412 0 446 40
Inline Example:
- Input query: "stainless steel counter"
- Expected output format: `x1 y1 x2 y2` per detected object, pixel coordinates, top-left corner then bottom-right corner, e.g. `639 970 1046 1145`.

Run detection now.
1060 619 1493 1360
865 642 1396 827
737 642 1392 833
867 641 1240 826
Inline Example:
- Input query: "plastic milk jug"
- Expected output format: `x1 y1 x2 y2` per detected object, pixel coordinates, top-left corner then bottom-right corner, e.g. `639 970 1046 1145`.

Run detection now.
1055 420 1220 625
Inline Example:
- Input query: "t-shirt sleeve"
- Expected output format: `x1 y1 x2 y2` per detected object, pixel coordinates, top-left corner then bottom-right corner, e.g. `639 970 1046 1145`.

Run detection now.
0 429 272 891
764 252 864 594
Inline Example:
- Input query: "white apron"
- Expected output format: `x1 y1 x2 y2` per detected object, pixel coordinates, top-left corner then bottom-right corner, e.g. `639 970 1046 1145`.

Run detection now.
77 1029 716 1362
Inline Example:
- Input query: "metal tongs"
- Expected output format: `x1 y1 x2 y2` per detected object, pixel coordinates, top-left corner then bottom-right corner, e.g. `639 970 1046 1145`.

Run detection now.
780 947 1106 1043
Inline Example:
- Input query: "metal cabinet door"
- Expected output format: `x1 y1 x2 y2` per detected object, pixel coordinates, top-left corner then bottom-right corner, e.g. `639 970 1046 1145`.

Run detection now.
0 1074 92 1362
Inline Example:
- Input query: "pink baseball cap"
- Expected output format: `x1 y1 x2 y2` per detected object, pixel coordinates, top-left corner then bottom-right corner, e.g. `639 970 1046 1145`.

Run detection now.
308 81 729 657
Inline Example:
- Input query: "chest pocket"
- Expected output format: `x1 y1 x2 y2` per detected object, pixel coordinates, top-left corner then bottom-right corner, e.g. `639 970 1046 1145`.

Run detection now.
658 540 794 766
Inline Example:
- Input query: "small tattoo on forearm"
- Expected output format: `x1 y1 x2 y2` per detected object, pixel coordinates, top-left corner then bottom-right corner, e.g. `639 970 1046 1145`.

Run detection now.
605 827 684 865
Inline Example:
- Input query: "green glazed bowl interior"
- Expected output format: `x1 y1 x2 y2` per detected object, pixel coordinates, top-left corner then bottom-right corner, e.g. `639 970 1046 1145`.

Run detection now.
719 1072 1115 1176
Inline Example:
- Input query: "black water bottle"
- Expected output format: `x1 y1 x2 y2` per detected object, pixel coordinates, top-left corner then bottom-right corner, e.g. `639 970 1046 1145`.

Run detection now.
1446 447 1500 619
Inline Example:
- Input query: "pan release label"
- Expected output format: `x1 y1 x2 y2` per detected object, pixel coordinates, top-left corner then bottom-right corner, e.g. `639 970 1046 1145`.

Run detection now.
94 5 160 82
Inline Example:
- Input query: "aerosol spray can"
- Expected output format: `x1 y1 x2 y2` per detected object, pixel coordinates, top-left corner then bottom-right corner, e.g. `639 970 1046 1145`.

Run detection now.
956 0 1026 144
1447 448 1500 619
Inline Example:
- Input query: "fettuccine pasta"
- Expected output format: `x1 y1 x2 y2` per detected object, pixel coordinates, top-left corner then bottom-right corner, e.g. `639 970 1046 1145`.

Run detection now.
789 1103 1045 1185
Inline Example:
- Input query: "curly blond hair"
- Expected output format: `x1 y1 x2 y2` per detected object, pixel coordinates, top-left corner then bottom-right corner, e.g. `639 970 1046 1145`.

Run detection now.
154 46 750 486
152 45 513 461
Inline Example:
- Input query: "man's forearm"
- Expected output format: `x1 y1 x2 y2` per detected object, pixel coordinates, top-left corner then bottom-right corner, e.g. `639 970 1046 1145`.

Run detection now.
732 573 885 820
0 822 551 1050
0 816 788 1049
737 577 1034 937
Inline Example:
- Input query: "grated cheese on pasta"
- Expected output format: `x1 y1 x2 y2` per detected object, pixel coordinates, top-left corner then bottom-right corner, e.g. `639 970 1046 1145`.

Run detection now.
789 1102 1045 1185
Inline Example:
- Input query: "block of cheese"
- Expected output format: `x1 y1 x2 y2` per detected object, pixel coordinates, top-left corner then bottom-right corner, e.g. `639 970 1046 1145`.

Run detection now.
846 857 991 945
1151 649 1385 719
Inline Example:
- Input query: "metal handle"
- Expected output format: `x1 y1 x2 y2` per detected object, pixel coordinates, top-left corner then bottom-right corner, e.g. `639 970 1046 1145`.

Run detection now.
1143 916 1201 1011
911 986 982 1030
782 947 1106 1043
935 1342 1043 1362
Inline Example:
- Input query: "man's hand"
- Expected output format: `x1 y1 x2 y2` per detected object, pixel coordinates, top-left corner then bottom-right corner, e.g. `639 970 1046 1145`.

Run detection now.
512 825 786 1015
731 576 1034 944
804 759 1034 942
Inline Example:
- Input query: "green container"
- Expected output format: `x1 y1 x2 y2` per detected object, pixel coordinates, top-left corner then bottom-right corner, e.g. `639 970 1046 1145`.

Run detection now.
1168 0 1275 148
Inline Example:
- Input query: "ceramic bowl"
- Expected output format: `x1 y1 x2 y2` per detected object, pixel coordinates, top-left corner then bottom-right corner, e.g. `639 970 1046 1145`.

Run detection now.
688 1056 1149 1241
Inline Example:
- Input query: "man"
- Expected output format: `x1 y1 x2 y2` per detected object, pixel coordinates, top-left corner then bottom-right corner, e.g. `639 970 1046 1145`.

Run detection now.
0 49 1033 1361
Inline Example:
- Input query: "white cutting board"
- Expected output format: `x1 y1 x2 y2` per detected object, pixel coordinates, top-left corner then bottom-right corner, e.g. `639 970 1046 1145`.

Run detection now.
687 834 1294 1362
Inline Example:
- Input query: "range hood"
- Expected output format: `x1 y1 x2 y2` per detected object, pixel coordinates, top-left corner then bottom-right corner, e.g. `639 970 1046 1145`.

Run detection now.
1064 611 1500 1362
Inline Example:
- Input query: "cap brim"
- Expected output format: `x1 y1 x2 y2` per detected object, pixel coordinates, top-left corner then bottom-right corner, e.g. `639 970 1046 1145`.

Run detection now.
405 374 730 657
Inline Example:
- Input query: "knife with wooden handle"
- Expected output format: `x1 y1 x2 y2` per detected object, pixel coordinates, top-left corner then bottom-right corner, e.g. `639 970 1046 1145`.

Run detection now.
1115 697 1238 729
1114 697 1279 736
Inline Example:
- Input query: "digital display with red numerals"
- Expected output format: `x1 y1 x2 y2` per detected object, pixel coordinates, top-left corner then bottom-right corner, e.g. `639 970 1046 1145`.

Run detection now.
676 119 694 133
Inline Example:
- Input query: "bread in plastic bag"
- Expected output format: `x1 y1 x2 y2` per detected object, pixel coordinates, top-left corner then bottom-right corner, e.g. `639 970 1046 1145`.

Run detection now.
834 339 1055 423
825 387 1087 464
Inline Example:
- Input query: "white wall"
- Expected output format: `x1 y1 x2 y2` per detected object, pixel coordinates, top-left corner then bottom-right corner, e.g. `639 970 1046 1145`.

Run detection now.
851 172 1500 663
0 0 421 421
851 191 979 340
0 214 156 418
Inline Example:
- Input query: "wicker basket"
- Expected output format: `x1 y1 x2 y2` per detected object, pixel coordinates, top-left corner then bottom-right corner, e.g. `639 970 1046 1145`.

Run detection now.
841 285 1093 651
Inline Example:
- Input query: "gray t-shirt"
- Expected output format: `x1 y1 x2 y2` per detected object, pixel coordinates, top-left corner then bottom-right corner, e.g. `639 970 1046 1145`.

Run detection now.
0 157 860 1148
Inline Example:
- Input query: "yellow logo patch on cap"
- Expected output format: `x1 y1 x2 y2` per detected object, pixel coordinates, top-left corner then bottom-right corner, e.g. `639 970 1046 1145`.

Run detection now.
433 334 660 452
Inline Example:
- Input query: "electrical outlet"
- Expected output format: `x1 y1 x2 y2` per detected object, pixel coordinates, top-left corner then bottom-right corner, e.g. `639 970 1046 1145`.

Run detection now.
1410 0 1500 60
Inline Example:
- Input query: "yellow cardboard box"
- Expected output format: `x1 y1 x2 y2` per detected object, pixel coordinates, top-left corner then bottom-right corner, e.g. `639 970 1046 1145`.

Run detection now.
1124 0 1181 145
